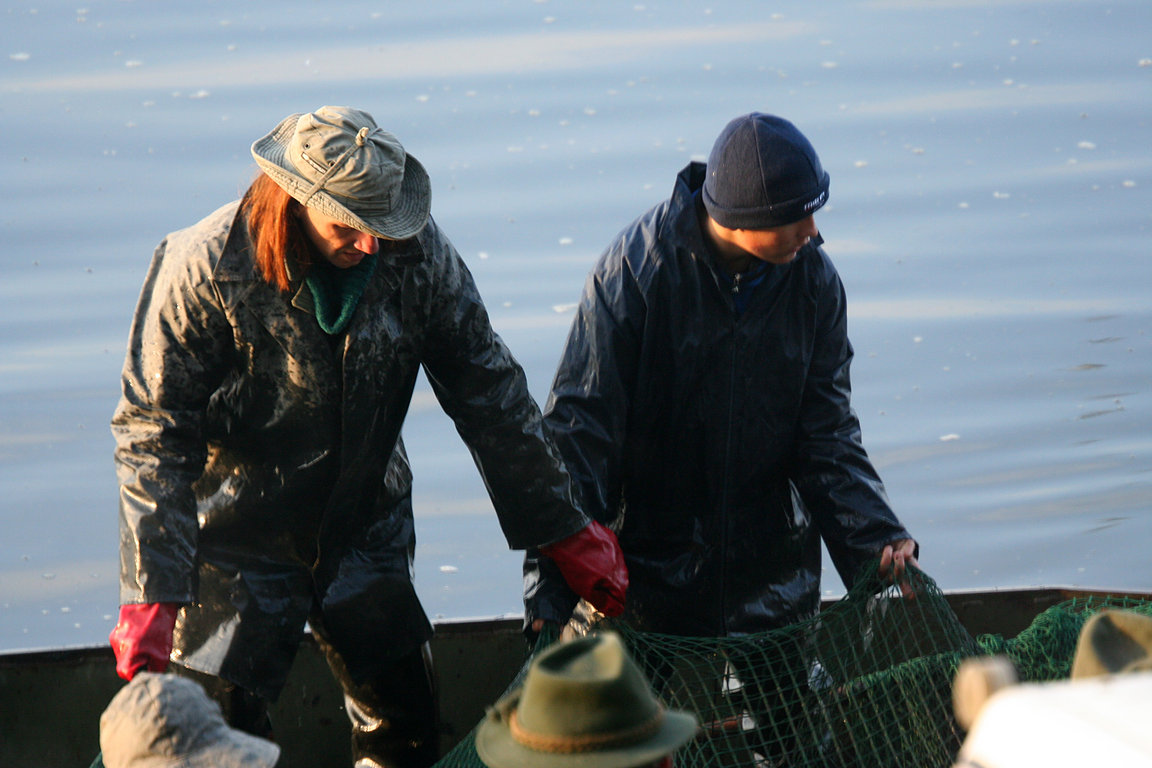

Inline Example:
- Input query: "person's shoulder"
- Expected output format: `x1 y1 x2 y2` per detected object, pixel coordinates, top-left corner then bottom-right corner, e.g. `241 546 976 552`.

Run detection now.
796 238 841 283
789 240 848 315
412 214 449 252
604 162 697 252
612 198 671 247
396 215 454 268
602 190 688 275
165 201 240 241
597 200 667 287
152 201 245 289
162 201 243 264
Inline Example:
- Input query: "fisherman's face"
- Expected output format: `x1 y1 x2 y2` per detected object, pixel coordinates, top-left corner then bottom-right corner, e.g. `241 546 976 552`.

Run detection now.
730 214 819 265
297 206 380 269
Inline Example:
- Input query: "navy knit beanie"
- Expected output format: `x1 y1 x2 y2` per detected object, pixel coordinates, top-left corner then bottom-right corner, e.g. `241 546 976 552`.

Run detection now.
702 113 830 229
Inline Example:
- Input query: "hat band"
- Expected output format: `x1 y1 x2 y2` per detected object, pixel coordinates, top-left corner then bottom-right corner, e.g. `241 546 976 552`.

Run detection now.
508 706 666 754
299 126 371 208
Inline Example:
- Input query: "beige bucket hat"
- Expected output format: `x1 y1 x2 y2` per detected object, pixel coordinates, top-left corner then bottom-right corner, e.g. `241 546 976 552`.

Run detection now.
1071 609 1152 679
476 632 699 768
251 105 431 240
100 673 280 768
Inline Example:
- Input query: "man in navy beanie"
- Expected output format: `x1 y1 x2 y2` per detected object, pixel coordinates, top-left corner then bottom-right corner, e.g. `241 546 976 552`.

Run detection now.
523 113 920 762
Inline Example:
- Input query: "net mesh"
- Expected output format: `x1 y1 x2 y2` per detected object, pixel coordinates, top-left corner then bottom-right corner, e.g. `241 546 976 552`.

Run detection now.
435 564 1152 768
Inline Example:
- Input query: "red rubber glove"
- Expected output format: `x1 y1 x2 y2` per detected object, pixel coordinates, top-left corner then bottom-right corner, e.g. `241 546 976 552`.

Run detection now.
539 521 628 617
109 602 179 681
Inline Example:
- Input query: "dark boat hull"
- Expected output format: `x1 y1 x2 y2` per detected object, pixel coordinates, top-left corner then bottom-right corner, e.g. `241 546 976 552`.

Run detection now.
2 587 1147 768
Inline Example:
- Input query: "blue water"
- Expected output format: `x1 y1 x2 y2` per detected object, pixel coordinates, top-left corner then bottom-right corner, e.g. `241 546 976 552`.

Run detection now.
1 0 1150 652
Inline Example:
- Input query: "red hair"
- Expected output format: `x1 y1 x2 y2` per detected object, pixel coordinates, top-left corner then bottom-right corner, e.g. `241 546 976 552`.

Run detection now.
240 173 312 292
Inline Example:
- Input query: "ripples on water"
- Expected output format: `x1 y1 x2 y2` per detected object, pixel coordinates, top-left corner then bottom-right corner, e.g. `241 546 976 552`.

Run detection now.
1 1 1149 650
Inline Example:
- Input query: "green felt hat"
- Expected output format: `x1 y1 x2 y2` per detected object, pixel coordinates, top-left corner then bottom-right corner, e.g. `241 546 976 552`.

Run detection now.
476 632 698 768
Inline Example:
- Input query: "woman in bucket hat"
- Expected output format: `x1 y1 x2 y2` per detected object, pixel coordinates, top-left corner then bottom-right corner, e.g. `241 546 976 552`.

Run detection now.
476 632 699 768
108 105 628 768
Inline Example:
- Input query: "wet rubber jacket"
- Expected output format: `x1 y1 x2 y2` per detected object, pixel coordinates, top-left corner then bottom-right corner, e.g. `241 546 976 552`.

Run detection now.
112 201 588 698
524 162 913 637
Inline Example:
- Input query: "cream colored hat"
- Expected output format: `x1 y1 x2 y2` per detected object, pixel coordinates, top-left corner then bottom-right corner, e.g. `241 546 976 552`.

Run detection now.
251 105 431 239
100 673 280 768
1071 609 1152 679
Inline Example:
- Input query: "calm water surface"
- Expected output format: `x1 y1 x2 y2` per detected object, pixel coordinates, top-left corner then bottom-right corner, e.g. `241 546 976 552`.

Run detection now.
1 0 1150 652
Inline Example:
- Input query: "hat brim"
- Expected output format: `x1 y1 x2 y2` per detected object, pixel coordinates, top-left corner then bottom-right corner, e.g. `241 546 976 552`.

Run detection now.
475 703 699 768
183 723 281 768
251 112 431 240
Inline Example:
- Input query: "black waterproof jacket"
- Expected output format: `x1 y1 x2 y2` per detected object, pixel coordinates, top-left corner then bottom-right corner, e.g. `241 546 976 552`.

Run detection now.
524 163 913 637
112 201 588 698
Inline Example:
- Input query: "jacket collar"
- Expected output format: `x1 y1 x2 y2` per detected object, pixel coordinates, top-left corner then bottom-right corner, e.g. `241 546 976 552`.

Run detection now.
668 161 708 248
667 162 722 282
212 206 261 290
204 206 332 374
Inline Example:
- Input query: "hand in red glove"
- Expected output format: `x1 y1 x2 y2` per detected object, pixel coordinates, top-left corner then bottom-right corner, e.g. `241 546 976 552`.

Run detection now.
539 521 628 617
109 602 179 681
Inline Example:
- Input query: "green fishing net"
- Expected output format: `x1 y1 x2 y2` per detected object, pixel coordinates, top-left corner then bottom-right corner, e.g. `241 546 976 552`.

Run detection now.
975 593 1152 683
435 564 1152 768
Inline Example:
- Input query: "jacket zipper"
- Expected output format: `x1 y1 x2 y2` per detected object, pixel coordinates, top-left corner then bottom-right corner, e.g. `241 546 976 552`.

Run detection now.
718 290 740 635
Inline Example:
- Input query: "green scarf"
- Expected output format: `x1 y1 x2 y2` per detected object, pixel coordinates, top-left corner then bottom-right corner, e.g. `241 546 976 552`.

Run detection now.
304 254 378 335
